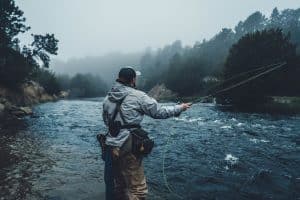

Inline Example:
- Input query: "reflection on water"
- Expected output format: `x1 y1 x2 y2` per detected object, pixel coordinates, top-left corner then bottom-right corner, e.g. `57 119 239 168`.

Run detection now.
0 99 300 199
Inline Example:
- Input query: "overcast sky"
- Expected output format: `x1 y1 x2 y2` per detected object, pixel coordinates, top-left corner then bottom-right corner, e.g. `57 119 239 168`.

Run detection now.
16 0 300 61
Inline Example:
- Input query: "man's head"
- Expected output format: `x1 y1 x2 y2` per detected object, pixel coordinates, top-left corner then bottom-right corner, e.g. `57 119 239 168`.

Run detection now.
118 66 141 87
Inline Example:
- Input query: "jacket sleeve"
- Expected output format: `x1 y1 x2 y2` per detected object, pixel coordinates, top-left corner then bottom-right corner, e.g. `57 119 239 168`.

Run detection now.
139 92 183 119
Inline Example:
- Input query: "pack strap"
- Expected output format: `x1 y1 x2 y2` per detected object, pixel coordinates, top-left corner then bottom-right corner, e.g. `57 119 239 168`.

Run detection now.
111 97 126 123
111 96 141 130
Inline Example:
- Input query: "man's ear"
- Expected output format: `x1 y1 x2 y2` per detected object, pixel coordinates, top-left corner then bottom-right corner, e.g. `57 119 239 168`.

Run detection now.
132 78 136 88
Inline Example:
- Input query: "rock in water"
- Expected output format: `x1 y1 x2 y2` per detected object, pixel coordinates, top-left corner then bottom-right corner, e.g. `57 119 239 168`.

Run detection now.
148 84 177 101
40 94 55 102
58 91 69 98
19 107 33 115
9 106 33 117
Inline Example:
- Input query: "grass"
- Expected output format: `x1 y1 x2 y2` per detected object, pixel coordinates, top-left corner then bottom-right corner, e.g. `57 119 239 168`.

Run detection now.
263 96 300 114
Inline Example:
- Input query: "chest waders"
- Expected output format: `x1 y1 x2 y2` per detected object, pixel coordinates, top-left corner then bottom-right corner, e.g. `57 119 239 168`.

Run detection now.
103 97 141 200
103 95 152 200
104 146 115 200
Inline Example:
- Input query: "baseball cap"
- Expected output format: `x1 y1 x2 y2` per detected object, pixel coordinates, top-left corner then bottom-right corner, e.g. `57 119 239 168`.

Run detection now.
118 66 141 82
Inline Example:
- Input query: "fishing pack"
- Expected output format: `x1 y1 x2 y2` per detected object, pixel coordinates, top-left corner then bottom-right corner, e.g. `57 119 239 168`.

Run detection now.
98 97 154 159
131 128 154 157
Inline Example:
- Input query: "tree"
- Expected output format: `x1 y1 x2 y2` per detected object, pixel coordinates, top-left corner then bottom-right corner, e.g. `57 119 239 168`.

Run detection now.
33 68 61 95
69 74 107 97
138 7 300 98
0 0 30 48
270 7 280 25
0 47 33 88
165 53 207 96
139 40 183 90
221 29 299 107
0 0 59 88
31 34 58 68
235 11 266 37
56 74 71 91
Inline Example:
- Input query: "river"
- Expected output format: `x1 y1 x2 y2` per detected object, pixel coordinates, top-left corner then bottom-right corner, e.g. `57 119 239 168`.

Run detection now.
0 98 299 200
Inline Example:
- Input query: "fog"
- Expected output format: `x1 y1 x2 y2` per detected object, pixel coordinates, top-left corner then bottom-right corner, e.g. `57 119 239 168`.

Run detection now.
16 0 299 60
51 52 142 86
13 0 300 88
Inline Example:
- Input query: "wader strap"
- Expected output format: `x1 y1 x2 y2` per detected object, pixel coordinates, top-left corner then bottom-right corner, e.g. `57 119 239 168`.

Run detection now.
120 124 141 129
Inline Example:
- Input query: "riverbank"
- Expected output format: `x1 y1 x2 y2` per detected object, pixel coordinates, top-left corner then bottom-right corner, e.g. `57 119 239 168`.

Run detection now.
215 96 300 114
0 81 68 120
261 96 300 114
147 85 300 114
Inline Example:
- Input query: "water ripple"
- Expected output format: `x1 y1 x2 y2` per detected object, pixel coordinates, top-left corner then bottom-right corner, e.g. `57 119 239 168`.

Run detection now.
0 98 299 199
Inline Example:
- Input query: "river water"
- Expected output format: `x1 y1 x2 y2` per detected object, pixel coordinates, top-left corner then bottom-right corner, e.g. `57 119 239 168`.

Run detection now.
0 98 299 200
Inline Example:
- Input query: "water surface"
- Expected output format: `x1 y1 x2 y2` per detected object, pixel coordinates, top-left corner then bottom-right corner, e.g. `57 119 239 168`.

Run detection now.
0 98 299 199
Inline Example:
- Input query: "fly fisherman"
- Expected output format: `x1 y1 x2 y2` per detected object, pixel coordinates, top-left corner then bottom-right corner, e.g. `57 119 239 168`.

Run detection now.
101 67 191 200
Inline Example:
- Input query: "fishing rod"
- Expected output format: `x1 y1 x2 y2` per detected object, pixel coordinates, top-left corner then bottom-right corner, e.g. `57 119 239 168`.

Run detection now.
207 62 284 94
193 61 287 103
217 62 283 86
162 61 288 199
209 62 287 97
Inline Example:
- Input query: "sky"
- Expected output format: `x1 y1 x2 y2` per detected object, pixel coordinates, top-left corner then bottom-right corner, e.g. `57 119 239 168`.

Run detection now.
16 0 300 61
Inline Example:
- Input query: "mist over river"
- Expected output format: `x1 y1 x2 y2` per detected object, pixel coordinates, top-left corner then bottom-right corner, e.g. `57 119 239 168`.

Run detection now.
0 98 299 200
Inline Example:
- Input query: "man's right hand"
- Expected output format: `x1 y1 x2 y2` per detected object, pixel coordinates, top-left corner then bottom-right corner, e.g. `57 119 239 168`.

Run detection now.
180 102 192 111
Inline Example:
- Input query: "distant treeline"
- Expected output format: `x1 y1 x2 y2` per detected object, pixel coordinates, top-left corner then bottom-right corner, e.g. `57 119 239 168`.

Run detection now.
139 7 300 103
35 70 108 98
57 73 108 98
2 1 300 102
51 52 142 87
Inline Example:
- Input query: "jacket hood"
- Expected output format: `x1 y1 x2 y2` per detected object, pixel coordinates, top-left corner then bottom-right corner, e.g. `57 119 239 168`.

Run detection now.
107 81 131 103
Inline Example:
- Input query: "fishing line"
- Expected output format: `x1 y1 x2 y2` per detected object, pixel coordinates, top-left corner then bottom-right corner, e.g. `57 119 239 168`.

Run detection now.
209 62 287 97
162 127 184 199
161 61 287 199
216 62 283 86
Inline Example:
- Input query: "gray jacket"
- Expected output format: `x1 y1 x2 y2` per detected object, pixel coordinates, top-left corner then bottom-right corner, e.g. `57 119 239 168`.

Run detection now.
102 81 184 147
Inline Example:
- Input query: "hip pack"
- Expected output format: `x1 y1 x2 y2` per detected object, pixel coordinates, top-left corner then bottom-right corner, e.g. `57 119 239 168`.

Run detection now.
131 128 154 156
105 96 154 156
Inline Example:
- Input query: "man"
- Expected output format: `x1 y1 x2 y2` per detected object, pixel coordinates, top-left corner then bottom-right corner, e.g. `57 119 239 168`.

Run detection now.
102 67 191 200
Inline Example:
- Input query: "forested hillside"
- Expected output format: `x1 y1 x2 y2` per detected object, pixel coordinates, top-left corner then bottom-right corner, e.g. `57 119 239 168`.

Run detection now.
139 8 300 98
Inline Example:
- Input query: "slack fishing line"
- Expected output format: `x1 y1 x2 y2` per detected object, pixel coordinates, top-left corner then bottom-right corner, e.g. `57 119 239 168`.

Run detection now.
161 61 287 199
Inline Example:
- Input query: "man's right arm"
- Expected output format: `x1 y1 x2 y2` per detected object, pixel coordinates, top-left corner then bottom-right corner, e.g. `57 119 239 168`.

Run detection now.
138 92 190 119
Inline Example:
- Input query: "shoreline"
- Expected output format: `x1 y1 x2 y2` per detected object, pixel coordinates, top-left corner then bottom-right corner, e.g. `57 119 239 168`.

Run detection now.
2 92 299 122
0 81 69 121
